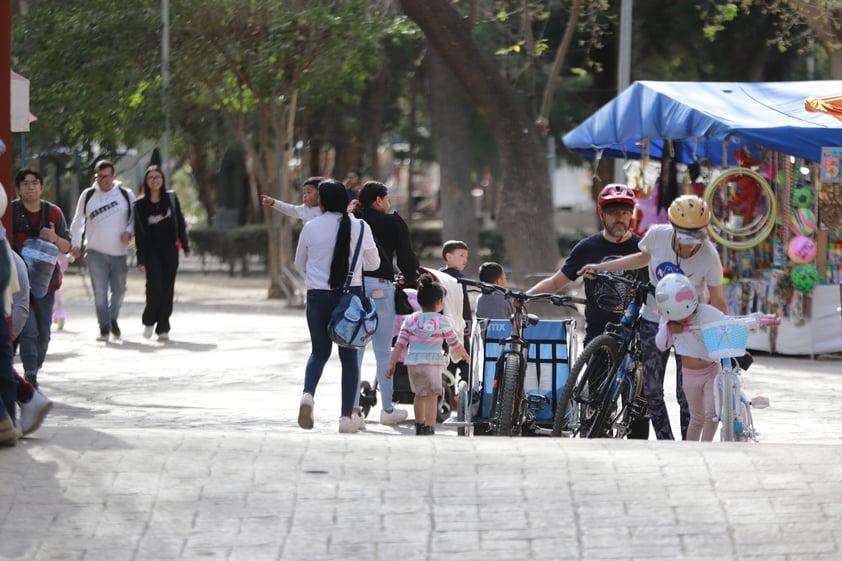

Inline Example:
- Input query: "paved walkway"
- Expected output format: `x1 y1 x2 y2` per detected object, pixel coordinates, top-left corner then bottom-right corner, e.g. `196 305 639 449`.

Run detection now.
1 269 841 560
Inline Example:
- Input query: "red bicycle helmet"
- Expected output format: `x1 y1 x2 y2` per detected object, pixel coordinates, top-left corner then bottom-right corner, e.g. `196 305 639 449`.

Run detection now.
598 183 637 209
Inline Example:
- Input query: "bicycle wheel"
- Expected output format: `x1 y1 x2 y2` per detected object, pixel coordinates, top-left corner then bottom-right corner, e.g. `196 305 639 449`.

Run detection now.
719 369 736 441
494 354 523 436
599 357 642 439
437 378 454 423
586 367 622 439
552 334 618 437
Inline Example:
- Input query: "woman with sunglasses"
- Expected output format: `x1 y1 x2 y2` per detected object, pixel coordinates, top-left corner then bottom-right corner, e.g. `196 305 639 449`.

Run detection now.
578 195 728 441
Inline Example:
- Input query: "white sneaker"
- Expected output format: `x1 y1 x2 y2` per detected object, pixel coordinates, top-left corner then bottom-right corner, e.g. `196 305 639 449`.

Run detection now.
96 332 109 342
380 407 408 425
298 393 314 430
143 325 154 339
338 416 358 433
158 332 170 341
351 412 366 431
20 390 53 436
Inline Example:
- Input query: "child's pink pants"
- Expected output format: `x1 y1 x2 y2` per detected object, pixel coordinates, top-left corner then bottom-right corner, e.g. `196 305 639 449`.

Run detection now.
682 362 720 441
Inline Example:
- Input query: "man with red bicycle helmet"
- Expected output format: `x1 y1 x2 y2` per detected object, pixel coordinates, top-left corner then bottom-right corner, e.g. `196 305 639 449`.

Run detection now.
578 193 728 441
598 183 637 209
524 183 650 438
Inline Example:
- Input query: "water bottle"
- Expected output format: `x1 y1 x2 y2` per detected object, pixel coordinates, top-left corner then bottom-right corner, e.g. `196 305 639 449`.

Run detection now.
21 238 60 299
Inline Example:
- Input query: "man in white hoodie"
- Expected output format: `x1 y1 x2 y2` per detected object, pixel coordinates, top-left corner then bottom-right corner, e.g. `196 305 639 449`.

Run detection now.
69 160 135 342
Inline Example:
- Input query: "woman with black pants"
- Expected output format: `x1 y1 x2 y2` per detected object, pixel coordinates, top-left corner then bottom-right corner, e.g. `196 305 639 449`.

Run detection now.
133 166 191 341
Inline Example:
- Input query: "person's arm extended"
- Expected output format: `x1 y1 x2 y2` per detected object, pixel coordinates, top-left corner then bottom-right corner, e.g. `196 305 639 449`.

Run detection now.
578 252 650 276
526 270 571 295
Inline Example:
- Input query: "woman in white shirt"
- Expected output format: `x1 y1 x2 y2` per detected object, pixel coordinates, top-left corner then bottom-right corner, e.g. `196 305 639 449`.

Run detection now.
579 195 728 440
294 180 380 433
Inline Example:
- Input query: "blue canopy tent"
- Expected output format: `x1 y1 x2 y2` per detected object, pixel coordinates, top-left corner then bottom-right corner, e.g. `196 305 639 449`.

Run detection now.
562 80 842 166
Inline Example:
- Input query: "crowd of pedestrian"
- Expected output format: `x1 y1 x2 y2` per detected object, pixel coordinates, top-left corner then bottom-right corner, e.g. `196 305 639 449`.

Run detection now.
1 157 730 443
1 160 191 445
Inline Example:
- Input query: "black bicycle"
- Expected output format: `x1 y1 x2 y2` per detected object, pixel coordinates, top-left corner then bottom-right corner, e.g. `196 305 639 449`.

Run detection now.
458 278 584 436
552 270 652 438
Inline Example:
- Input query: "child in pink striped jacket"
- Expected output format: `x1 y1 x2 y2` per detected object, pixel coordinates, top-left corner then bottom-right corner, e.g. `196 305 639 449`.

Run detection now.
387 274 469 435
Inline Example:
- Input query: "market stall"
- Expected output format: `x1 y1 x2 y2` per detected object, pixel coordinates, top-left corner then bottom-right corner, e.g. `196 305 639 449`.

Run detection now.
563 80 842 356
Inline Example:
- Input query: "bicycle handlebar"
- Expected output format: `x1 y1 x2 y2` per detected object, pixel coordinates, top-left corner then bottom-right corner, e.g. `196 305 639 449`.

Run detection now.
679 313 781 332
587 270 655 295
457 277 586 308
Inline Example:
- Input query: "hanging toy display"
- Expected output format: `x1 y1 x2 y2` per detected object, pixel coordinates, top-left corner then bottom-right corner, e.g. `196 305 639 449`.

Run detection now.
786 235 817 264
634 148 653 200
789 207 817 236
729 148 764 219
704 166 777 249
791 183 815 209
790 264 820 292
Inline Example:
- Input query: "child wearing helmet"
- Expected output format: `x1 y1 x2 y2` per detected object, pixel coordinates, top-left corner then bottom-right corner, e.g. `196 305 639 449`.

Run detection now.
654 273 728 442
578 194 728 441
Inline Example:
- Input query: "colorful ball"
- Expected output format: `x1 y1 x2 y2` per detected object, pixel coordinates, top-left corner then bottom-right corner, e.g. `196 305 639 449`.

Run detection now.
789 212 813 235
789 208 817 236
787 235 817 264
791 184 814 209
790 265 820 292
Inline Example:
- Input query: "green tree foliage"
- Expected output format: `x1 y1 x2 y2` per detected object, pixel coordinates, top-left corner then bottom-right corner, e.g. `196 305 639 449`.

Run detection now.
12 0 162 156
170 0 389 296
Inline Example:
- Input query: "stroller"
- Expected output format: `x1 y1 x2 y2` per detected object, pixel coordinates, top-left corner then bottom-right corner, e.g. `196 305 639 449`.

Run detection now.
358 268 465 423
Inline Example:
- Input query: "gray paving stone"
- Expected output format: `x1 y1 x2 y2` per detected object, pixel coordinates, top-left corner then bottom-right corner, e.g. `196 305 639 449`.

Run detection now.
2 272 842 561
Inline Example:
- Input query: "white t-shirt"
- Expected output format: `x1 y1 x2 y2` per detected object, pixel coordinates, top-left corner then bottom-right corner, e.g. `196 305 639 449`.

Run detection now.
639 224 724 322
69 183 136 257
655 304 728 361
294 212 379 290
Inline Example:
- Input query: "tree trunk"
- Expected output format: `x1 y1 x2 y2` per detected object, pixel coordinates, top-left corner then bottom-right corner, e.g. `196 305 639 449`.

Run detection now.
184 140 216 227
422 46 479 274
367 66 387 181
399 0 561 283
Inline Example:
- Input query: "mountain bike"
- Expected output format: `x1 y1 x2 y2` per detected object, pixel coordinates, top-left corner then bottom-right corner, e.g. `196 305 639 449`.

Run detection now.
552 270 652 438
689 313 779 441
457 278 584 436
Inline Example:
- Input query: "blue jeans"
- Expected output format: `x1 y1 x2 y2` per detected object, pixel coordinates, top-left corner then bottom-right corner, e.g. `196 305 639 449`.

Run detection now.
354 277 395 410
86 250 128 334
0 306 17 423
304 288 361 417
19 291 56 373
